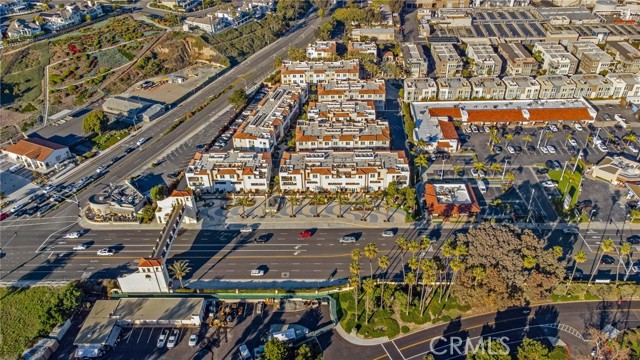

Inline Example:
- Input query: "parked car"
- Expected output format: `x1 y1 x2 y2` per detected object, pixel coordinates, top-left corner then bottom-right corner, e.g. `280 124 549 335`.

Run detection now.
562 124 571 132
97 248 114 256
167 329 179 348
471 125 479 133
240 226 253 234
562 227 579 234
540 146 549 154
188 334 198 347
626 235 640 245
527 145 536 152
157 330 169 348
568 138 578 147
574 124 583 131
597 143 608 152
96 165 108 173
136 137 147 146
600 255 616 265
493 145 502 154
483 126 490 133
541 180 557 188
64 232 82 239
514 146 522 153
507 146 515 154
536 168 549 175
253 235 268 243
633 261 640 273
299 230 312 238
124 147 135 154
629 144 639 153
381 230 395 237
470 168 479 178
547 145 557 154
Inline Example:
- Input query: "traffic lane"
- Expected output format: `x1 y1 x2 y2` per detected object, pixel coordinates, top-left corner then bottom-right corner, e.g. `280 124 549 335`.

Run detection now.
46 14 323 217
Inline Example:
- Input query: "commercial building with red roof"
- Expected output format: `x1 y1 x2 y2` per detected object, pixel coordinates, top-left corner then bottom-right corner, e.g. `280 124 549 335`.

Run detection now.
424 182 481 219
3 138 71 171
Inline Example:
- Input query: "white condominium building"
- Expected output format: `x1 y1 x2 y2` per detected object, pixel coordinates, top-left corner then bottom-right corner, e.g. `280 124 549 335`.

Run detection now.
296 101 390 151
232 83 308 152
185 151 272 193
533 42 579 75
279 151 410 192
306 41 338 59
280 60 360 85
317 79 386 109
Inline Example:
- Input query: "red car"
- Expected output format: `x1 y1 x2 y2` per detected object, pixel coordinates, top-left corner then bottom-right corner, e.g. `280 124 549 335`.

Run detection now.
299 230 312 238
0 212 8 221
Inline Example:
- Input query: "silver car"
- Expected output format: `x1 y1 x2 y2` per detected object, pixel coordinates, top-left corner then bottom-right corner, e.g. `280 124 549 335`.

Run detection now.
339 236 356 243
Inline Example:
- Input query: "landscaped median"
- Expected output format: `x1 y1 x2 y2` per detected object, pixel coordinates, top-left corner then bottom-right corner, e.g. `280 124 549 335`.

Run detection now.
547 159 585 219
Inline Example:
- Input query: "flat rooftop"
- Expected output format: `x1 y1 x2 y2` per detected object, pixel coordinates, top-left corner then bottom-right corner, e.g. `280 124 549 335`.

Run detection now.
113 298 204 322
318 79 386 95
280 151 409 172
74 300 120 345
307 101 376 121
187 151 270 173
281 59 359 73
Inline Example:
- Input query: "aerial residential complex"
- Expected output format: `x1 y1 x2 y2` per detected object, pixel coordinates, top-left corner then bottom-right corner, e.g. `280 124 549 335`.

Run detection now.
280 60 360 85
185 151 272 193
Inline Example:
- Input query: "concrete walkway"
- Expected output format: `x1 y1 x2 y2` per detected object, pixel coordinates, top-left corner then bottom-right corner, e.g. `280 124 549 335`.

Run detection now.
333 323 390 346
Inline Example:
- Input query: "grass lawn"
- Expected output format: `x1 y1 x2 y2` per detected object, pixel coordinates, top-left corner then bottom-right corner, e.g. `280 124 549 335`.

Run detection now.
0 283 81 358
548 161 584 209
91 122 131 151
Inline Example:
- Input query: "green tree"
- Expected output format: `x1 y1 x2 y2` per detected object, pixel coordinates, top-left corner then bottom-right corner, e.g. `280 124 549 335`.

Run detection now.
295 343 313 360
311 193 324 217
364 242 378 278
287 46 307 61
396 237 408 279
82 110 109 134
414 154 429 179
168 260 191 288
517 338 548 360
378 255 390 309
264 338 290 360
139 204 156 223
287 195 301 217
362 277 376 324
150 184 167 202
522 134 533 146
619 242 632 286
588 239 615 287
228 89 248 110
236 196 253 218
405 271 416 315
274 55 283 69
565 250 587 295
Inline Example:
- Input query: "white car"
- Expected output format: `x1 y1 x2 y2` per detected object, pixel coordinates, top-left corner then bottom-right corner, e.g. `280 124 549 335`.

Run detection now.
549 125 559 132
629 144 639 153
42 184 55 193
157 330 169 348
568 139 578 147
632 261 640 273
72 244 88 250
547 145 557 154
167 330 179 349
483 126 490 133
96 165 107 173
541 180 557 188
240 226 253 234
470 168 479 177
251 269 265 276
64 232 81 239
540 146 549 154
574 124 583 131
597 143 608 152
507 146 515 154
381 230 395 238
188 334 198 347
339 236 356 243
136 137 147 146
96 248 114 256
563 227 579 234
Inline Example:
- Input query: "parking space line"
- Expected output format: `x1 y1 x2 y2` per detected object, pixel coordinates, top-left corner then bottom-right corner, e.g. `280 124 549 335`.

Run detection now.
147 327 155 343
125 329 133 343
137 328 146 343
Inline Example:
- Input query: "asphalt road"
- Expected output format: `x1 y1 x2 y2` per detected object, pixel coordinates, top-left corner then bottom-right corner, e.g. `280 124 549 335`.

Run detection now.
40 10 321 220
324 301 640 360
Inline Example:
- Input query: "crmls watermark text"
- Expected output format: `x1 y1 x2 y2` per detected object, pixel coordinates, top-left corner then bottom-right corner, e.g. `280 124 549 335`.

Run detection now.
428 336 511 356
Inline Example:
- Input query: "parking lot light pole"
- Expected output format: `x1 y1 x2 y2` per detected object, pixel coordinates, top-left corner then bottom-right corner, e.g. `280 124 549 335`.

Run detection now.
501 159 509 180
560 161 568 181
441 159 445 179
537 129 545 147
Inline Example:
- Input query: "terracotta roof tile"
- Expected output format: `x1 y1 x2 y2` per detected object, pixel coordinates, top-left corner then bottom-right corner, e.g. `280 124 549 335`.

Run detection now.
4 138 66 162
527 108 593 121
138 257 163 267
466 109 526 123
171 189 192 197
429 108 462 118
438 120 458 140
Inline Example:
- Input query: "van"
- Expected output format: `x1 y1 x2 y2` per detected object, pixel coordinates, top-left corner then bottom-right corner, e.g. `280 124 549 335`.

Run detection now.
9 164 24 173
478 181 487 194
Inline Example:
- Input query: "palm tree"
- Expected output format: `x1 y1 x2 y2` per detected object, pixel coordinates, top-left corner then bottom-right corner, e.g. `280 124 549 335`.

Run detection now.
565 250 587 295
362 278 376 324
544 132 554 146
630 209 640 222
348 274 360 321
623 133 637 146
396 237 408 279
489 163 502 178
452 165 462 179
335 191 347 218
405 271 416 315
416 139 427 152
587 135 594 147
565 134 574 147
236 196 252 218
286 195 301 217
473 162 486 173
351 248 361 262
359 192 371 221
408 257 419 277
522 134 533 147
472 266 485 288
168 260 191 288
419 259 437 314
414 154 429 180
408 239 420 259
487 127 499 146
618 242 631 286
311 193 324 217
383 196 393 222
446 258 463 301
505 171 516 186
378 255 390 309
364 243 378 278
504 133 514 147
588 239 615 287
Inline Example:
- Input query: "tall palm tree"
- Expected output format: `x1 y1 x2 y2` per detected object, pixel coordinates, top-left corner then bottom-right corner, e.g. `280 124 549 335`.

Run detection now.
472 266 485 288
565 250 587 295
489 163 502 178
351 248 361 262
408 239 420 259
408 257 419 277
383 196 393 222
446 258 463 301
378 255 390 309
586 135 594 147
405 271 416 315
419 259 437 314
311 193 324 217
414 154 429 180
362 278 376 324
522 134 533 147
565 134 574 147
335 191 347 218
359 191 371 221
618 242 631 286
452 165 462 179
396 237 408 279
348 274 360 321
623 133 637 146
416 139 427 152
168 260 191 288
504 133 514 147
588 239 615 287
473 162 486 173
545 132 554 146
236 196 252 218
286 195 301 218
364 243 378 278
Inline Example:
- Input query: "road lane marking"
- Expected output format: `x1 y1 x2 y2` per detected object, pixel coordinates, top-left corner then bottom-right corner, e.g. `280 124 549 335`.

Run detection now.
380 344 393 360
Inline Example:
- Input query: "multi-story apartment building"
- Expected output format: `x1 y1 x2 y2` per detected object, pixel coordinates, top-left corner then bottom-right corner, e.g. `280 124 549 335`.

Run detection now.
280 60 360 85
347 41 378 58
317 80 386 109
432 44 463 78
498 43 538 76
405 0 470 9
437 77 472 100
402 44 429 78
351 27 396 42
403 78 438 102
607 73 640 99
278 151 410 192
469 77 506 100
185 151 271 193
533 42 579 75
296 101 390 151
503 76 541 100
466 44 502 77
606 41 640 74
536 75 576 99
306 41 338 59
570 74 613 99
233 84 307 152
567 41 615 74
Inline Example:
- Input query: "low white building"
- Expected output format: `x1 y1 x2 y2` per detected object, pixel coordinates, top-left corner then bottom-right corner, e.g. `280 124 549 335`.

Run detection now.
155 189 198 224
317 80 386 110
280 60 360 85
403 78 438 102
232 83 307 152
117 258 171 293
410 104 460 153
466 44 502 77
40 4 82 31
3 138 71 172
503 76 541 100
185 151 272 193
533 42 579 75
607 73 640 99
183 14 228 34
347 41 378 58
306 41 337 59
278 150 410 192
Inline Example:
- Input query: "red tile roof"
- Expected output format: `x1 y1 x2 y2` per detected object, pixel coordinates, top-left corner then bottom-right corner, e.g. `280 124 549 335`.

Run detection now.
171 189 192 197
438 120 458 140
4 138 66 162
429 108 462 119
424 183 481 218
527 108 593 122
466 109 527 123
138 257 163 267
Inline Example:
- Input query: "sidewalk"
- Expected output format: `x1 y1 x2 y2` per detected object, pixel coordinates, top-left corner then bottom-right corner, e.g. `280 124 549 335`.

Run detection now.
333 323 390 346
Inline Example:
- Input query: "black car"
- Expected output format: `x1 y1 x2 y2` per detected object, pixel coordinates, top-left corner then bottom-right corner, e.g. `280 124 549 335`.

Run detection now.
600 255 616 265
536 168 549 174
553 160 562 169
457 169 465 177
588 123 596 131
545 160 556 169
254 235 268 243
514 146 522 153
562 124 572 131
527 145 536 152
25 207 39 216
124 147 135 154
565 268 583 280
627 235 640 245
